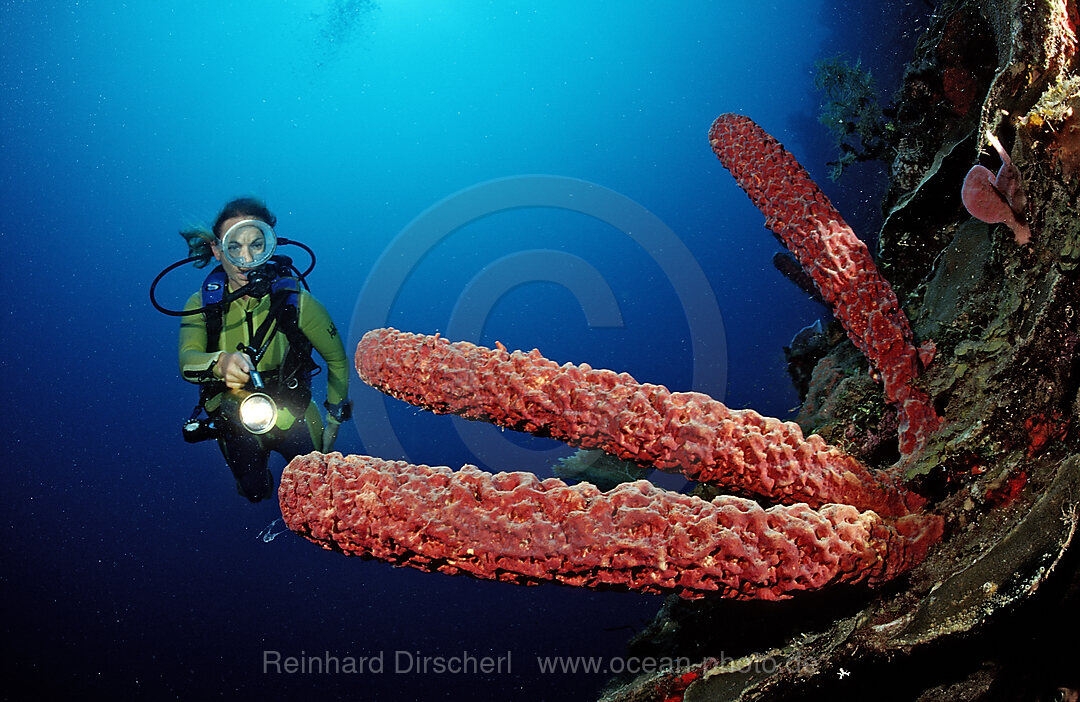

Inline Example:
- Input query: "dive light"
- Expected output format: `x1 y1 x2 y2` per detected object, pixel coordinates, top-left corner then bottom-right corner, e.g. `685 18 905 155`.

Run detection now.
219 386 279 435
230 368 278 434
181 382 278 440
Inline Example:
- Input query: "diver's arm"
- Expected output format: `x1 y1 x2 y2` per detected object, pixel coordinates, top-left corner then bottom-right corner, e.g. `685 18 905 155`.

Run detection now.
178 293 253 388
299 291 350 451
178 293 221 383
299 291 350 403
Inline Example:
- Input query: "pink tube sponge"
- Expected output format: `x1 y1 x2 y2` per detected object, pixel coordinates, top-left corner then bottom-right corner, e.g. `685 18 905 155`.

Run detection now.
279 452 943 600
708 113 941 455
355 328 925 517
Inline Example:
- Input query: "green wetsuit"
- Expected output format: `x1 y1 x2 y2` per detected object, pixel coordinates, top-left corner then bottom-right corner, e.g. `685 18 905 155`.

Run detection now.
178 287 349 448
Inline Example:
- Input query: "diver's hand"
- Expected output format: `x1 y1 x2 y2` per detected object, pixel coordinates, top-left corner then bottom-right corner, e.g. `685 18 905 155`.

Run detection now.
214 351 254 389
321 420 340 453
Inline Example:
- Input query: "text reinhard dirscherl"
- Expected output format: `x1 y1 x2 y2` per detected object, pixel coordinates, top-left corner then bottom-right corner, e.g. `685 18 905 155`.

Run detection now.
263 650 512 675
263 650 807 677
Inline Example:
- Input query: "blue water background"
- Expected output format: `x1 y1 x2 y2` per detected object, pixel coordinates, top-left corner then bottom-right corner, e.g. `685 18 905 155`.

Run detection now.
1 2 932 700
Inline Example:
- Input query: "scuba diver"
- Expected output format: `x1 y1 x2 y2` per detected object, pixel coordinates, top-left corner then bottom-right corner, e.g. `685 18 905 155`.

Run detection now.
152 197 351 502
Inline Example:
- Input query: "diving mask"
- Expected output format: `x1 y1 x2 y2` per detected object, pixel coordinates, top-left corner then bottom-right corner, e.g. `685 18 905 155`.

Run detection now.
220 219 277 269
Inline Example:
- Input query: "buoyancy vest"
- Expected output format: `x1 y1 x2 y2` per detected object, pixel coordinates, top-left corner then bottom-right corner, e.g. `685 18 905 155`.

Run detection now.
199 256 317 416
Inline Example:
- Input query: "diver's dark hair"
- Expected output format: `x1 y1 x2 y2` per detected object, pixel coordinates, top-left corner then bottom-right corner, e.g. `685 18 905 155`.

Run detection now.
179 225 216 268
212 197 277 239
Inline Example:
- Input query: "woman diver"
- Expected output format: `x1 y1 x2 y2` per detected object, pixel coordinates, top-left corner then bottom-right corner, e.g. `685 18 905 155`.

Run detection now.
173 197 351 502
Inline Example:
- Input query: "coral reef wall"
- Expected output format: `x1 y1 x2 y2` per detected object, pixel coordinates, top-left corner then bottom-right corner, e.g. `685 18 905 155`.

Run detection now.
604 0 1079 699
